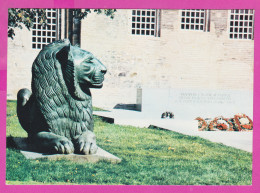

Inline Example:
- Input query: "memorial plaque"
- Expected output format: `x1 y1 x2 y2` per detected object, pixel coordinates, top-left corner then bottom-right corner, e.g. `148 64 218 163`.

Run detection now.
141 88 253 120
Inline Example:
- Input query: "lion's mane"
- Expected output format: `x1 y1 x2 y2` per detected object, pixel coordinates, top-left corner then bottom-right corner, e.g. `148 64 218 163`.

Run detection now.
31 40 93 139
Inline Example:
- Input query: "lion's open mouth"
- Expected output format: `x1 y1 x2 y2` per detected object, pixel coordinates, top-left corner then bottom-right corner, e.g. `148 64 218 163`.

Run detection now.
81 80 104 89
90 82 103 88
92 82 103 87
93 73 104 82
91 73 104 88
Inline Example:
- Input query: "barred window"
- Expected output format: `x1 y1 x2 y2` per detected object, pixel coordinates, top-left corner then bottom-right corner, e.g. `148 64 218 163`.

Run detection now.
229 9 254 40
181 9 206 31
32 9 57 49
131 9 160 37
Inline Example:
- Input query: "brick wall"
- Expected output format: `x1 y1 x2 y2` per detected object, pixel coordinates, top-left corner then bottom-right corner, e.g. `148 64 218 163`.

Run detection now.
80 9 254 109
7 27 40 99
7 9 254 110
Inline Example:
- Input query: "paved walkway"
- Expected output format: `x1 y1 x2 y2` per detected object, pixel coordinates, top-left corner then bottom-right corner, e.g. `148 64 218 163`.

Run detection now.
94 109 253 153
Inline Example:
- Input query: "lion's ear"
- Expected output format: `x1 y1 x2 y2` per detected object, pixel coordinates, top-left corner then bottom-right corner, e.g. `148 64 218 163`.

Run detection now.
56 43 71 65
56 42 80 99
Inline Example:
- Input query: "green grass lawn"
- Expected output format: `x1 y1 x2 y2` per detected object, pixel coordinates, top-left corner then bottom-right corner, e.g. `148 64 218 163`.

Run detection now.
6 100 252 185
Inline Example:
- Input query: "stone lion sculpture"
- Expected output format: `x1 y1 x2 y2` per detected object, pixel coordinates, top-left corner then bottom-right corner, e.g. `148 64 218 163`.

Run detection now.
17 39 107 155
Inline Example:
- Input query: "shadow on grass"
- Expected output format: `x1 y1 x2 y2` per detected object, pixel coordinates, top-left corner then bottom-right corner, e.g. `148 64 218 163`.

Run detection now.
93 115 115 124
6 136 36 151
7 136 19 149
7 136 48 154
148 125 169 131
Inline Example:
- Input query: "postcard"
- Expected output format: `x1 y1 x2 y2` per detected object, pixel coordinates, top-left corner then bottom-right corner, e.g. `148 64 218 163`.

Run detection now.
0 0 259 193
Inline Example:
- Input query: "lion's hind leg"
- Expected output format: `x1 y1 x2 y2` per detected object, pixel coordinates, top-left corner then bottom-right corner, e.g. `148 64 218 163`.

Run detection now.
17 88 31 106
17 88 32 132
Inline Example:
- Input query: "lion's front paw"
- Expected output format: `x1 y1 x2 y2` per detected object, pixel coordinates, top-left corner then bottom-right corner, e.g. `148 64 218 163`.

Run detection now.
52 137 74 154
74 131 98 155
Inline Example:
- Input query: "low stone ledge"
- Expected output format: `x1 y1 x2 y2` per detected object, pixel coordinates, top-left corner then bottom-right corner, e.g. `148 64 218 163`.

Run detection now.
12 137 121 164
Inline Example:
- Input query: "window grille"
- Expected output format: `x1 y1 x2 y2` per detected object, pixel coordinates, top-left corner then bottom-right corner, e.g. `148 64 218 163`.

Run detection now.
131 9 160 37
32 9 57 49
229 9 254 40
181 9 206 31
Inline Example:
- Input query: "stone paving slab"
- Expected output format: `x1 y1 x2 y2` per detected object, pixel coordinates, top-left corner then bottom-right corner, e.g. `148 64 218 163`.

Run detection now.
13 137 121 164
94 110 252 152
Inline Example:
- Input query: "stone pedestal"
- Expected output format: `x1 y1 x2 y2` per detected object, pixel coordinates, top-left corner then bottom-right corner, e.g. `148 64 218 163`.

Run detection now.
12 137 121 164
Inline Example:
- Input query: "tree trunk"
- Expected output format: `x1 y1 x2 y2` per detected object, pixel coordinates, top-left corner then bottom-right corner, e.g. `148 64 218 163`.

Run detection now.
65 9 81 46
68 9 74 44
72 9 81 47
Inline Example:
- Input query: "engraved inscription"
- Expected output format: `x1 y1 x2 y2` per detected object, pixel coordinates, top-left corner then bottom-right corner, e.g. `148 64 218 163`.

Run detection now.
175 92 234 104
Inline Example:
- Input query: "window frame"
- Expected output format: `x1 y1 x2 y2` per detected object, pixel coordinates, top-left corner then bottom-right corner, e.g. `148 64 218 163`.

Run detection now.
131 9 161 37
180 9 210 32
32 9 58 49
228 9 255 40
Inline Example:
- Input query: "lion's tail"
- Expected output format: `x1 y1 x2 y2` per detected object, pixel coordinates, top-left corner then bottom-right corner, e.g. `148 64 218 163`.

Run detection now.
17 88 32 133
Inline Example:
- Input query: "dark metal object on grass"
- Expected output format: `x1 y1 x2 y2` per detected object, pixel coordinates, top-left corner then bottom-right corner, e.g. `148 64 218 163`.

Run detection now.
17 39 107 155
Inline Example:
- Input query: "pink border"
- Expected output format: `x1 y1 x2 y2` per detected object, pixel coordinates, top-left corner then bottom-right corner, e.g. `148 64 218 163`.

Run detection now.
0 0 259 192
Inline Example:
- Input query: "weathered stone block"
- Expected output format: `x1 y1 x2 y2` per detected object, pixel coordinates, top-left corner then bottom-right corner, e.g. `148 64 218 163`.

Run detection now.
13 137 121 164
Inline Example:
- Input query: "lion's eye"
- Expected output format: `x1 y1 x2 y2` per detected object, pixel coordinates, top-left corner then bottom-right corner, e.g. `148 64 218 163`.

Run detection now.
85 56 94 63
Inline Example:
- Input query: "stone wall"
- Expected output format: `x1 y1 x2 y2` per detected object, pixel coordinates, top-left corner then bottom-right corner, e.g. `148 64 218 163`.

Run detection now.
7 27 40 99
80 9 254 109
7 9 254 111
81 10 254 109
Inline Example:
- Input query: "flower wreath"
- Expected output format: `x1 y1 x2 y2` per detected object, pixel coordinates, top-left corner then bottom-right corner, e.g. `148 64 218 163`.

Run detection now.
195 117 208 131
161 111 174 119
208 116 234 131
234 113 253 131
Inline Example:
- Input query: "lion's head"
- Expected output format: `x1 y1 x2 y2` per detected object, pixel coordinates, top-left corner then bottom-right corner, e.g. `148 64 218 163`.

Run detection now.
31 39 106 138
68 45 107 89
53 40 107 100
